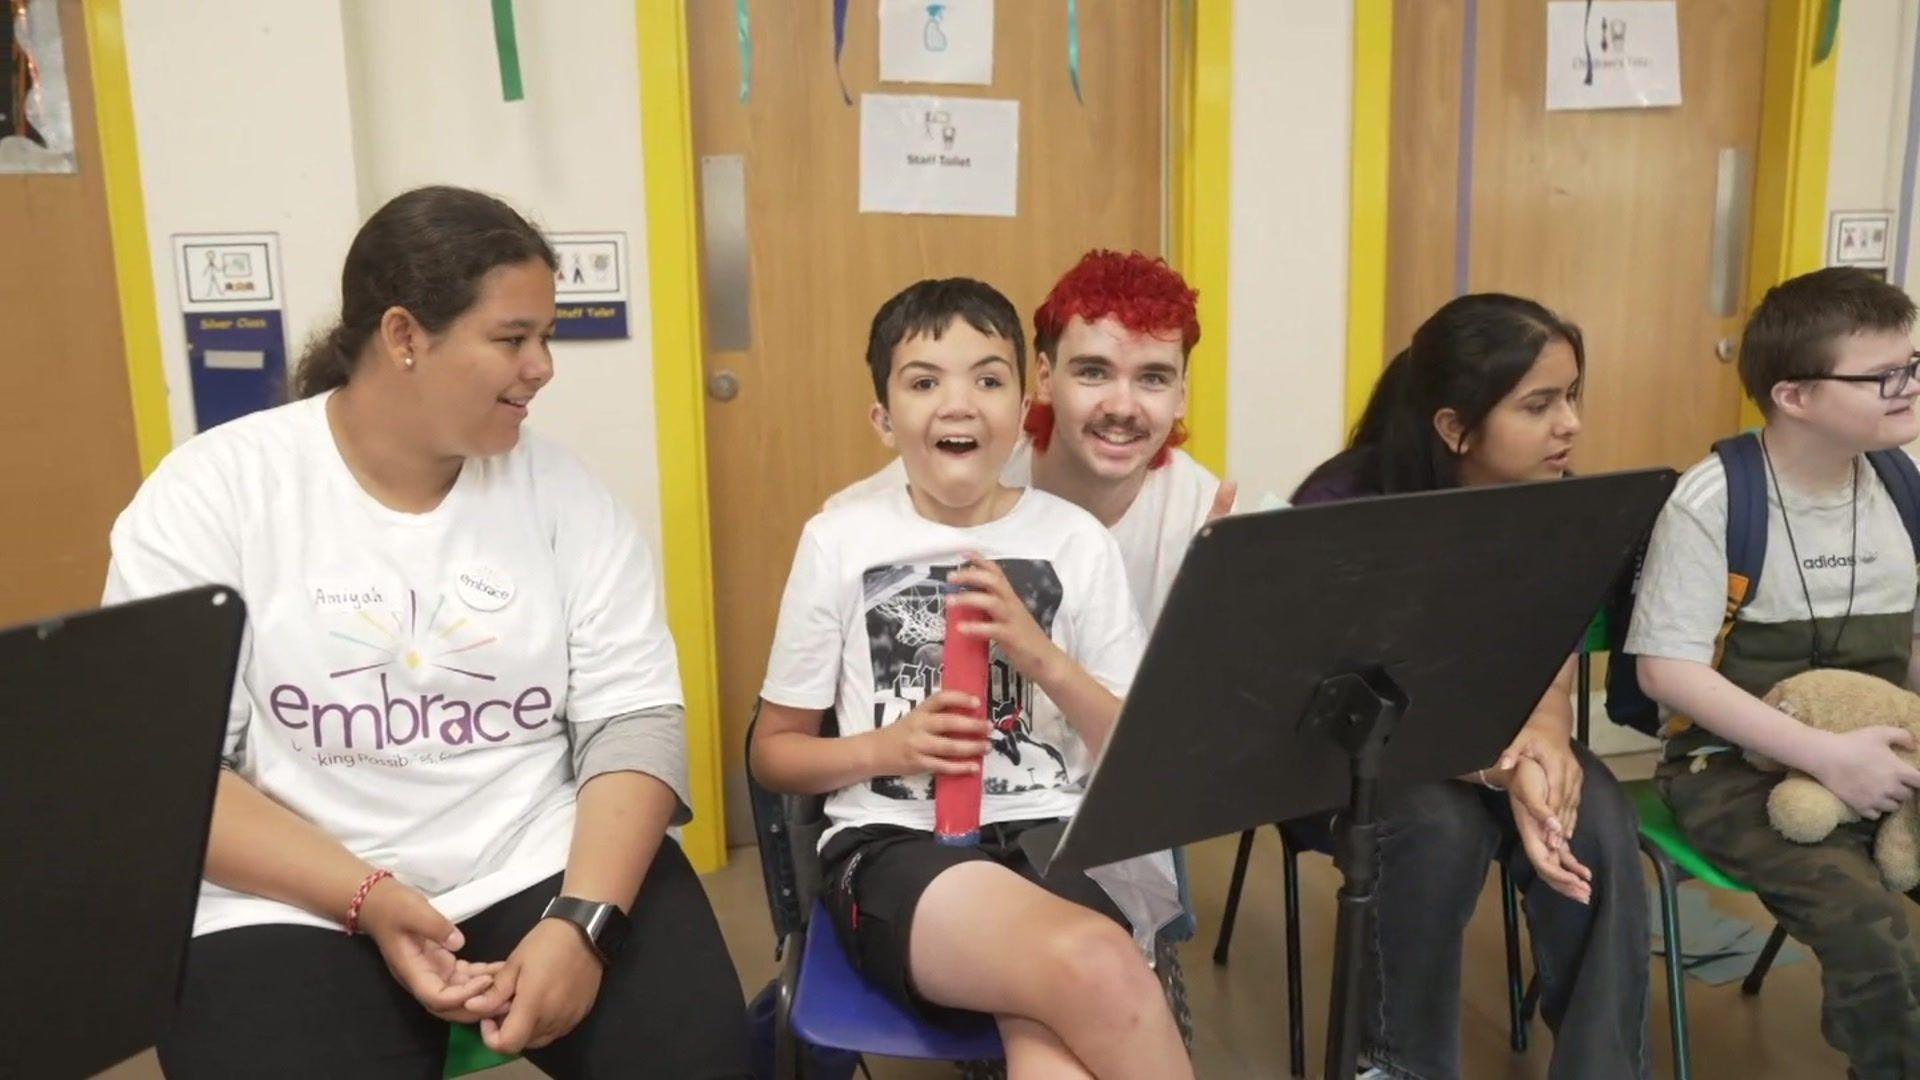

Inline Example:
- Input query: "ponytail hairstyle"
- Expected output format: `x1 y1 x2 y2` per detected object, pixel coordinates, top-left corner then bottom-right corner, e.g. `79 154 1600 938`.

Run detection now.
1295 293 1584 497
290 186 557 399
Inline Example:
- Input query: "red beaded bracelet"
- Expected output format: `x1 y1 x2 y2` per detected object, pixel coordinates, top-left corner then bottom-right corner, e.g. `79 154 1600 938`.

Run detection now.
344 869 393 936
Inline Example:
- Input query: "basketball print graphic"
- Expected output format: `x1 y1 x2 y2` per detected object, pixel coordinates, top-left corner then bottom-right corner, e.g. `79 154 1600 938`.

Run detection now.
860 560 1066 800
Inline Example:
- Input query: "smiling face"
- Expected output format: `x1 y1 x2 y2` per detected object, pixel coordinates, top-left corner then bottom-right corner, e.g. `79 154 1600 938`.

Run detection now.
1032 315 1187 483
1773 329 1920 451
872 316 1025 518
404 258 558 458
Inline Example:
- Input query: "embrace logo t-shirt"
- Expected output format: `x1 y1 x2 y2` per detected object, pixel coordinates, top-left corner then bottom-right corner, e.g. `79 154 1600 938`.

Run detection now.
105 393 683 935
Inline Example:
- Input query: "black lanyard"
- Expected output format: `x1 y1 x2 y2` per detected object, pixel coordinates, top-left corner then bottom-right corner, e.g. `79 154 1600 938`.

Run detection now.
1760 433 1858 669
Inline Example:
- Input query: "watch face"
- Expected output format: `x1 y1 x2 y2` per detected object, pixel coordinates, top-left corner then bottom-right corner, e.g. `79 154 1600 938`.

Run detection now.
547 897 629 962
596 906 631 958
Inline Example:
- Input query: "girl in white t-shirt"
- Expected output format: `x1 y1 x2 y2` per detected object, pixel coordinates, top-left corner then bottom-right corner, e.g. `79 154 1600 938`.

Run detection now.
110 187 748 1078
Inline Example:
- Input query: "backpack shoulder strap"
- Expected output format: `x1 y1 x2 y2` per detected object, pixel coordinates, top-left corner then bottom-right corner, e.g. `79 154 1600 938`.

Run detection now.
1867 447 1920 561
1712 433 1769 622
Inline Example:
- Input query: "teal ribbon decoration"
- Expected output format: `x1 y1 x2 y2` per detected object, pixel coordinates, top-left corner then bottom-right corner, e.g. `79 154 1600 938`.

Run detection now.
1067 0 1083 104
491 0 524 102
736 0 752 102
1814 0 1841 64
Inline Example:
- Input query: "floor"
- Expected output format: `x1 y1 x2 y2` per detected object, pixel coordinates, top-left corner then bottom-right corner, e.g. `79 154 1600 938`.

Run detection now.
102 752 1850 1078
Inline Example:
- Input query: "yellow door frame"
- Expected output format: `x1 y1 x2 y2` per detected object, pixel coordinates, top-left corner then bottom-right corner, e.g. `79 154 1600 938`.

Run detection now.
1346 1 1394 431
633 1 1231 870
1342 0 1838 432
1170 1 1232 474
82 0 171 473
634 0 729 872
1741 0 1840 427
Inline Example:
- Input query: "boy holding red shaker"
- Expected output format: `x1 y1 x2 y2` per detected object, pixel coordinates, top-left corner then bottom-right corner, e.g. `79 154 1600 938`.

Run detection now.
936 594 989 845
751 279 1190 1078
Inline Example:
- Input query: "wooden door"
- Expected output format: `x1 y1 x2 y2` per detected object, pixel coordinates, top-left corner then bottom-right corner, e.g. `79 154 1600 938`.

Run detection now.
688 1 1165 841
0 0 142 625
1388 0 1766 474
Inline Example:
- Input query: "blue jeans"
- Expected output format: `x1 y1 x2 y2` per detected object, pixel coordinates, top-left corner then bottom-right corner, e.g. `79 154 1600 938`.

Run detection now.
1358 743 1649 1079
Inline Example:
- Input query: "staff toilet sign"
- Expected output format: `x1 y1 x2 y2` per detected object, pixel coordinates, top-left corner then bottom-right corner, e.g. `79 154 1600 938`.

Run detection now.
548 232 631 340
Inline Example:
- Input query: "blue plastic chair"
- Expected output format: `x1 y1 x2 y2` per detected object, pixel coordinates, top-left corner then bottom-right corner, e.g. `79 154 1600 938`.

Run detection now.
747 704 1191 1078
747 705 1005 1077
789 897 1003 1063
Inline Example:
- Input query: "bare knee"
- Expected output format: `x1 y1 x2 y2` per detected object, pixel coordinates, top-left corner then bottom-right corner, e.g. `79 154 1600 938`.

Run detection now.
1032 915 1162 1019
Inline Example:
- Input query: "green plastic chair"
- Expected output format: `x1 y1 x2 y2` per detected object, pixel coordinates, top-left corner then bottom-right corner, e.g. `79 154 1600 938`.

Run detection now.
444 1023 516 1077
1627 777 1789 1080
1574 617 1789 1080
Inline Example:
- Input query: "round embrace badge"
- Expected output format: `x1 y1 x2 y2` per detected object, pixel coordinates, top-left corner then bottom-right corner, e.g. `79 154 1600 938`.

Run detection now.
455 564 515 612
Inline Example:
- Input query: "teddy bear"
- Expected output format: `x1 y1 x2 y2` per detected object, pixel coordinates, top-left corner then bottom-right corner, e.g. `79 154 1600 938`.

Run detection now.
1752 668 1920 892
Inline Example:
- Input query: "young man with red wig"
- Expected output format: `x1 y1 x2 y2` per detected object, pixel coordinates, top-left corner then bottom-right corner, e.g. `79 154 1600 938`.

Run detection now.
834 250 1237 629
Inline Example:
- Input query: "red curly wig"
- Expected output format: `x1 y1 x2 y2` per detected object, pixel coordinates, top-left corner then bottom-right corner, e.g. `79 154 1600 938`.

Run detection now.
1025 250 1201 469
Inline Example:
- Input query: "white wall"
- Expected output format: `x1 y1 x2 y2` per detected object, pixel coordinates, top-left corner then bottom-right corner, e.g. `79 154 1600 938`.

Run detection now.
1828 0 1917 284
122 2 663 546
1223 2 1354 500
337 0 663 543
119 1 362 445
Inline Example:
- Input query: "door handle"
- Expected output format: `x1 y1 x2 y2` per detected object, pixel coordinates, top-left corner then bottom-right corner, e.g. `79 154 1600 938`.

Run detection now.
700 154 751 352
1709 147 1752 317
707 368 741 402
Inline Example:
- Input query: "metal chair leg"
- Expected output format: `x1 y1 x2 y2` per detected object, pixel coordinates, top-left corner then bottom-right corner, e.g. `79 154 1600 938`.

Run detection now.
775 930 806 1080
1283 829 1306 1078
1741 923 1790 997
1576 651 1592 746
1646 845 1692 1080
1214 828 1258 966
1499 864 1528 1053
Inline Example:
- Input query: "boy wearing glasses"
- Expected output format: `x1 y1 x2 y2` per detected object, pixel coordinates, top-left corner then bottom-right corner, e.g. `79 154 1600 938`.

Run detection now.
1631 267 1920 1076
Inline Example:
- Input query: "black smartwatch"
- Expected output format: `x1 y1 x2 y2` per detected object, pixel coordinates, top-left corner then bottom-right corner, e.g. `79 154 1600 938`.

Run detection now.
540 896 630 964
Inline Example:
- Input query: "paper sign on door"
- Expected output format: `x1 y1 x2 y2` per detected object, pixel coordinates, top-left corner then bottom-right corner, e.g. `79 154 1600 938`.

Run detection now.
859 94 1018 218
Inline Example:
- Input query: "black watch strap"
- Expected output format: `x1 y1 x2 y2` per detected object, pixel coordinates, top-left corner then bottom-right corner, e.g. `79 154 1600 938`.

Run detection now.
540 896 630 964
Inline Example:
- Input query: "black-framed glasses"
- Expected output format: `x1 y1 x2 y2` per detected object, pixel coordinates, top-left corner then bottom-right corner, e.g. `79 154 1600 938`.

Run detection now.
1790 353 1920 399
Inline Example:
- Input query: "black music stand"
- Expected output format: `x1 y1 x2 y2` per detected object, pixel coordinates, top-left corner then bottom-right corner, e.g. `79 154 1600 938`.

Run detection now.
1052 470 1676 1078
2 586 245 1079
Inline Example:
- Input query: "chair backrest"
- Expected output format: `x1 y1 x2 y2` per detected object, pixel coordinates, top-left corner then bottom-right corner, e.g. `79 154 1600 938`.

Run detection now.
744 702 836 954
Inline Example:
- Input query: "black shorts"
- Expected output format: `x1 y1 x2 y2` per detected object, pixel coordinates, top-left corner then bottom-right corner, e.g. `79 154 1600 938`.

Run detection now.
818 819 1126 1022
